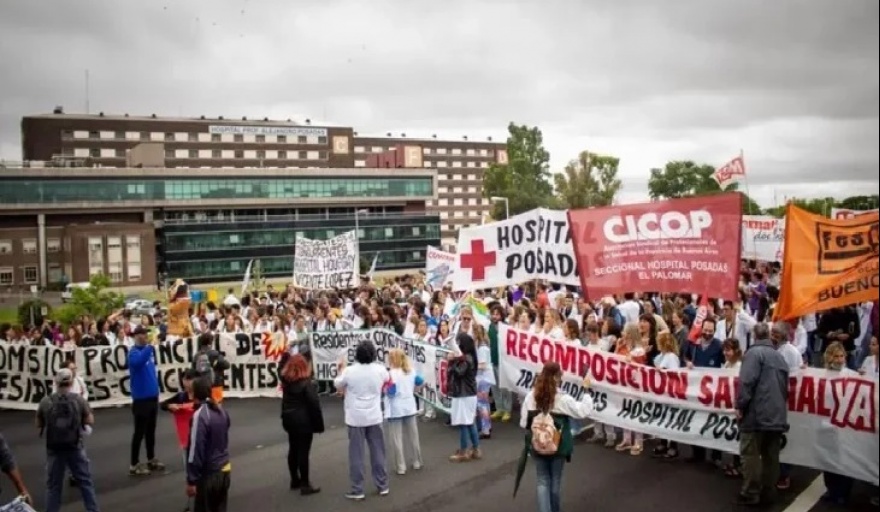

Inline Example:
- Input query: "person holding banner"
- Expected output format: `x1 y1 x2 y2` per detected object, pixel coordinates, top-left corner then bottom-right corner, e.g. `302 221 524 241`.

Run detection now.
818 342 858 506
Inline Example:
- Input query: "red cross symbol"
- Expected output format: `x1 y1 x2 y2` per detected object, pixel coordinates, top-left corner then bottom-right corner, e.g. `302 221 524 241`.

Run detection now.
460 239 496 281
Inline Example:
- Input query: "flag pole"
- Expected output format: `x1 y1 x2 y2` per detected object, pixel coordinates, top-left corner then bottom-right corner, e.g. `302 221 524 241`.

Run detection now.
740 149 754 216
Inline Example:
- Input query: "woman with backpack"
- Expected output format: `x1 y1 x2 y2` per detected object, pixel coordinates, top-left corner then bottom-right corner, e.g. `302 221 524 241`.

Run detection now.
519 362 594 512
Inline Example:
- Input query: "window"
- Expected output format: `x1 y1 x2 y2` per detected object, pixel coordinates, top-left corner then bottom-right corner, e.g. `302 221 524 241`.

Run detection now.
211 133 221 142
23 266 37 284
277 135 287 143
234 134 244 143
318 136 327 144
126 236 141 262
296 136 306 144
234 150 244 159
162 132 172 141
22 239 37 254
107 262 123 282
188 133 199 142
0 240 11 254
127 262 142 281
110 130 123 140
89 148 100 158
107 236 122 264
48 263 62 283
278 150 287 159
189 149 198 158
256 134 265 143
115 148 126 158
88 131 99 139
212 149 222 158
297 151 307 159
139 131 149 141
88 237 103 276
318 151 328 159
62 130 73 139
47 238 61 253
0 267 12 285
256 150 266 159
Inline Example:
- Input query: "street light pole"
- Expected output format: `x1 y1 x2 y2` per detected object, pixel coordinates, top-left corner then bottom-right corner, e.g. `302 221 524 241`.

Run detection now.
354 208 369 242
490 196 510 219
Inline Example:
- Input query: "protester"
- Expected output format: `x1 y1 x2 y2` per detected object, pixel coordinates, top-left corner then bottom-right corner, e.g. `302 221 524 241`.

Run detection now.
651 332 681 459
128 325 165 476
0 433 31 506
52 359 89 487
333 340 390 501
735 322 789 507
186 377 232 512
36 368 99 512
161 369 197 512
279 354 324 495
193 333 231 404
771 321 802 491
519 361 594 512
685 316 723 465
384 348 424 475
720 338 744 479
488 304 514 424
474 324 495 439
447 332 481 462
819 342 857 505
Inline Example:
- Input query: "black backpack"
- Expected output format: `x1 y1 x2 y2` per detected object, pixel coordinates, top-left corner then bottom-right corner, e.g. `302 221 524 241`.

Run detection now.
45 393 82 451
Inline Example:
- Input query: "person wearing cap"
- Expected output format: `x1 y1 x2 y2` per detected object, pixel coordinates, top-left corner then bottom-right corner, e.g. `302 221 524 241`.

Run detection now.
35 368 98 512
128 325 166 476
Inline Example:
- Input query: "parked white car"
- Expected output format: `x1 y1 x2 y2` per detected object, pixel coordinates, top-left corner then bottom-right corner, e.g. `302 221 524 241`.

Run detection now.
61 282 91 303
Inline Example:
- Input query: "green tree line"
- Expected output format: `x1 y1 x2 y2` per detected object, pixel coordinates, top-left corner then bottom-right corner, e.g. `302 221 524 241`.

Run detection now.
483 122 877 218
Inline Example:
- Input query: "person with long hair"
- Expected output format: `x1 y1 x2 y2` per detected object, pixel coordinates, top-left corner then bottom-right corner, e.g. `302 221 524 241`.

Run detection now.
651 332 681 460
384 348 424 475
447 333 481 462
520 362 594 512
185 378 231 512
279 354 324 495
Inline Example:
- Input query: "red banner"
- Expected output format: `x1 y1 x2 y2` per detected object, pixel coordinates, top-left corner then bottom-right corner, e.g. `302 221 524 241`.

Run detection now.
567 193 742 300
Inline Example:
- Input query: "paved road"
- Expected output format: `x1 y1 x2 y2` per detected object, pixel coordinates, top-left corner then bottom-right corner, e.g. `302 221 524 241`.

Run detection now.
1 398 876 511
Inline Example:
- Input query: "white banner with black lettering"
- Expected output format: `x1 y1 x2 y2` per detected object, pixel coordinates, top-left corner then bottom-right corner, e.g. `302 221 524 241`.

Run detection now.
309 329 452 413
452 208 578 291
741 215 785 262
498 325 879 485
0 333 289 410
294 230 359 290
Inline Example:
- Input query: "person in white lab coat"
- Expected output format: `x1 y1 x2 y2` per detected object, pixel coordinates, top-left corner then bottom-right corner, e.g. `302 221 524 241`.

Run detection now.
715 300 758 354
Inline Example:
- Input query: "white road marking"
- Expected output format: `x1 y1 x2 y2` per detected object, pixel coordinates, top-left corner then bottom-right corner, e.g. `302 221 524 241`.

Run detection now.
782 476 824 512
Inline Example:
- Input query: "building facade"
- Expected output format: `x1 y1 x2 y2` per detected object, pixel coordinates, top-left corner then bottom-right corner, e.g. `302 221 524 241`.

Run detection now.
0 167 440 287
19 110 507 249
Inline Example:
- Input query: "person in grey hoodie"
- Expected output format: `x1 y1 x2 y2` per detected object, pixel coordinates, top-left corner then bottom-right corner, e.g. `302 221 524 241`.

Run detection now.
735 322 790 507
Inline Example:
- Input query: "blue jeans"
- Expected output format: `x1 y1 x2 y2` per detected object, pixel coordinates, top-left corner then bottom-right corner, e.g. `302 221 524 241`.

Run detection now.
46 448 100 512
534 455 565 512
458 424 479 451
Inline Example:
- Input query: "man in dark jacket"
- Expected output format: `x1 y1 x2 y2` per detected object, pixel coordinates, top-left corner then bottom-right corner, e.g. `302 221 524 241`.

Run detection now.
735 322 790 506
194 333 231 404
817 306 861 369
187 378 231 512
0 433 31 505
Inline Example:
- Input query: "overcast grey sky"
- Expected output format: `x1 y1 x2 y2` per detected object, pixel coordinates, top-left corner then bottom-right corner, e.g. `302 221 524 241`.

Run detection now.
0 0 876 207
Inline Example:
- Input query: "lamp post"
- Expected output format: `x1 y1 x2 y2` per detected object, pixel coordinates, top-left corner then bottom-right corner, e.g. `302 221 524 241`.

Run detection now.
354 208 369 242
490 196 510 219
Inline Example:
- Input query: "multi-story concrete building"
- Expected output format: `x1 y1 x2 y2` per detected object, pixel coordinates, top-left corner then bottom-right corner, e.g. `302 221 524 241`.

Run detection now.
0 167 440 288
19 109 508 248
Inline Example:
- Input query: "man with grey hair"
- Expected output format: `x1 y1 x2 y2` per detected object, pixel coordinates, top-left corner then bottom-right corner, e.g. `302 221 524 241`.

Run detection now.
735 322 790 506
771 321 802 492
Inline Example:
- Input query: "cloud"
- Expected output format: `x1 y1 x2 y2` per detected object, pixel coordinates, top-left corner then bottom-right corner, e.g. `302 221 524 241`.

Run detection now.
0 0 876 209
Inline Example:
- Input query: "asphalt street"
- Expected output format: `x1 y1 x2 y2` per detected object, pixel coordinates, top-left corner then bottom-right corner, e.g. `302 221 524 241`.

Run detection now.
1 398 877 512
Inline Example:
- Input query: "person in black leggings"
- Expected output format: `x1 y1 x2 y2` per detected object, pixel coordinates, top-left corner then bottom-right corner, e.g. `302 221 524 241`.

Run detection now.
127 326 166 475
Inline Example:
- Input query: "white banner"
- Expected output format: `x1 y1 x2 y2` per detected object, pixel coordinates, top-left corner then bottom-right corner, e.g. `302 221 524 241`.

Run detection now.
830 207 879 220
452 208 578 291
0 333 288 410
425 246 456 288
498 325 879 485
294 231 359 290
309 329 452 413
741 215 784 261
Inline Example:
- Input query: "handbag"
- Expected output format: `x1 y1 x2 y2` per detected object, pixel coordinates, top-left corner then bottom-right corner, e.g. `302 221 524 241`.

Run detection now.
0 496 37 512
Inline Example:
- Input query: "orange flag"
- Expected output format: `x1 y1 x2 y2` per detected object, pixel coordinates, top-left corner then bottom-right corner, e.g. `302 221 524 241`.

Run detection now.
773 204 879 321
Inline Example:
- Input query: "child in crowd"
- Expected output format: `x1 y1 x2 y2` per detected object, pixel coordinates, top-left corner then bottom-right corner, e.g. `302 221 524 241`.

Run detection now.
651 332 681 459
615 323 646 455
385 348 425 476
721 338 744 478
161 369 197 512
474 324 495 439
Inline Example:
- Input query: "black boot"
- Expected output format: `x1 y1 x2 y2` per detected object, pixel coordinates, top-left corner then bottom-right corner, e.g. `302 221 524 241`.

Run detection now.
301 485 321 496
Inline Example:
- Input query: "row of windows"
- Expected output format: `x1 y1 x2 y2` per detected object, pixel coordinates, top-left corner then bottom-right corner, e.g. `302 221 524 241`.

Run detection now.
166 249 427 281
0 238 62 255
67 131 327 145
353 160 490 169
354 146 496 157
69 148 330 161
0 266 42 285
0 177 434 204
86 236 143 282
163 224 440 252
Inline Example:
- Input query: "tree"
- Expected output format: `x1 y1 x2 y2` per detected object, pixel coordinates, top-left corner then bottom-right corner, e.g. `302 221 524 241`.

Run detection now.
250 259 265 292
52 274 124 327
647 160 762 214
765 195 878 218
554 151 622 209
837 194 879 211
18 299 51 328
483 123 555 218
